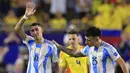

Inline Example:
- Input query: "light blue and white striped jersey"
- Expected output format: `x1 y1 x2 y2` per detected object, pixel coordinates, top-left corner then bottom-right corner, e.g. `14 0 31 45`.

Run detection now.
23 35 59 73
81 41 120 73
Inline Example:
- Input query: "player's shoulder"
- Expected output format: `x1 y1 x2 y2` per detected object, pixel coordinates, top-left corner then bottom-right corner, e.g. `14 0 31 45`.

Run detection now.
44 39 54 46
60 51 70 58
44 39 58 51
101 41 115 50
60 46 71 56
79 45 85 49
60 51 65 57
25 35 35 44
26 35 34 40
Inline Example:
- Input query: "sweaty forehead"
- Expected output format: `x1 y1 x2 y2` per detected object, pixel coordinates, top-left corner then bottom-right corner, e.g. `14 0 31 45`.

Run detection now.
30 25 41 29
68 34 78 38
85 36 93 39
85 36 99 39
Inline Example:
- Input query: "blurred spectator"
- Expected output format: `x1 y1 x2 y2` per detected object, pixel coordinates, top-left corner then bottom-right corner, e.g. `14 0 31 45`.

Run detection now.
81 13 93 25
3 31 21 73
4 32 20 58
14 45 28 73
0 19 5 28
39 12 52 32
108 10 122 30
0 0 11 18
0 47 8 63
94 9 122 30
66 0 76 20
11 0 27 17
0 25 21 72
0 46 8 73
68 18 84 30
32 0 51 14
113 1 128 25
97 0 113 17
50 12 67 31
75 0 92 18
94 12 108 29
110 0 118 4
119 27 130 61
116 25 130 73
125 16 130 26
81 12 94 29
92 0 102 14
50 0 67 14
3 9 18 26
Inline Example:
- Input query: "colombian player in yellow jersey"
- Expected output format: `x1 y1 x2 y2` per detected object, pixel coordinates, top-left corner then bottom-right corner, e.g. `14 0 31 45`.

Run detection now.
59 30 89 73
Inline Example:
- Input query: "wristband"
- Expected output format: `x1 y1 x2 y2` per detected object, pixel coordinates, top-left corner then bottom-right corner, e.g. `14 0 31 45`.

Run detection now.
23 15 29 19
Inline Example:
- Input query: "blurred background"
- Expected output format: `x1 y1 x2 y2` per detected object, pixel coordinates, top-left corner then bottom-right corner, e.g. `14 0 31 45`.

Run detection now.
0 0 130 73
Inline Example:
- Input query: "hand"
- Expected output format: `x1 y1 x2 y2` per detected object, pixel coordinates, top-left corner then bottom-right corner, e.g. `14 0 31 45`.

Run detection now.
24 2 36 17
52 40 60 47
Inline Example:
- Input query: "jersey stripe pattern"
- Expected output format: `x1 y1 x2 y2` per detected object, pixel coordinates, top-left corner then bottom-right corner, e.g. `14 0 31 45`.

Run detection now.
23 35 59 73
81 41 120 73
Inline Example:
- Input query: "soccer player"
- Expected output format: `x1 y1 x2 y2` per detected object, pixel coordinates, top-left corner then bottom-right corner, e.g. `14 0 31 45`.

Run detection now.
52 26 129 73
59 30 89 73
14 2 59 73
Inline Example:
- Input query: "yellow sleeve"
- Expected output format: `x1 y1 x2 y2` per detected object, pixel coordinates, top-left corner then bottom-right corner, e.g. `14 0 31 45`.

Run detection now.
59 51 67 67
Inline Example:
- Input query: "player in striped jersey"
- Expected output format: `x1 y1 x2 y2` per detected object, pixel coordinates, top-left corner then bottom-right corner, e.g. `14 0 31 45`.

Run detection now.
14 2 59 73
52 26 129 73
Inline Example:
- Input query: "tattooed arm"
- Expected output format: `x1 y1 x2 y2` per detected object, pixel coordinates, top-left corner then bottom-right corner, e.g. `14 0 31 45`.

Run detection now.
52 40 86 57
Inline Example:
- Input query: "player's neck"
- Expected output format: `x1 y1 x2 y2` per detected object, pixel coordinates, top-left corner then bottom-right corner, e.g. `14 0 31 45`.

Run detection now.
35 37 44 44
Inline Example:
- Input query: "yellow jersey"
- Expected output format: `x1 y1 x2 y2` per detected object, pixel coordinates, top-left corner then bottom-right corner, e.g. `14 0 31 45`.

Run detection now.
59 45 89 73
50 18 67 30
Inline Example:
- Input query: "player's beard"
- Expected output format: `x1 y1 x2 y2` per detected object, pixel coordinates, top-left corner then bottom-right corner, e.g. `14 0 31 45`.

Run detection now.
34 35 41 41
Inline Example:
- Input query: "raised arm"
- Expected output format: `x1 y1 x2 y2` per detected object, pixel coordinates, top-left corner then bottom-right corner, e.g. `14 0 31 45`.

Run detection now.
52 40 85 57
14 2 36 40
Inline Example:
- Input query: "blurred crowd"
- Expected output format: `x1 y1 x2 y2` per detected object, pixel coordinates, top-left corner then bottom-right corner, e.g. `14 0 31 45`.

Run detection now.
0 0 130 73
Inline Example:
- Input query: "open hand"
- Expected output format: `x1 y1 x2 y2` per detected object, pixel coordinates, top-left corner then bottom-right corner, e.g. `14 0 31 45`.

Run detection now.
24 2 36 17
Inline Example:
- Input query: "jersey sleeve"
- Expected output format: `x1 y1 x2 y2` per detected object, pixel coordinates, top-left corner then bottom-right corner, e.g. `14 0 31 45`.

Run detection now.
22 35 34 44
22 35 34 51
107 46 120 61
80 45 89 56
59 51 67 67
52 44 59 63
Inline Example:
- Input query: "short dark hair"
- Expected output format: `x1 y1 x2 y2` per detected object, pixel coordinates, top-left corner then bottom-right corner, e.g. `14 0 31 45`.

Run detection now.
67 29 79 35
29 22 42 27
85 26 101 37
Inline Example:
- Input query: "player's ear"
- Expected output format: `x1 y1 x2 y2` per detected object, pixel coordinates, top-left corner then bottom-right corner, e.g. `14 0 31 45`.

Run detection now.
42 28 44 32
41 27 44 32
77 37 80 41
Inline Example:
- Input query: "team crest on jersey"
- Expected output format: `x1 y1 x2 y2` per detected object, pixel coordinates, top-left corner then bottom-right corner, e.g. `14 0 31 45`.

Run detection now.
41 44 48 56
98 52 103 57
36 48 40 53
41 49 46 55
